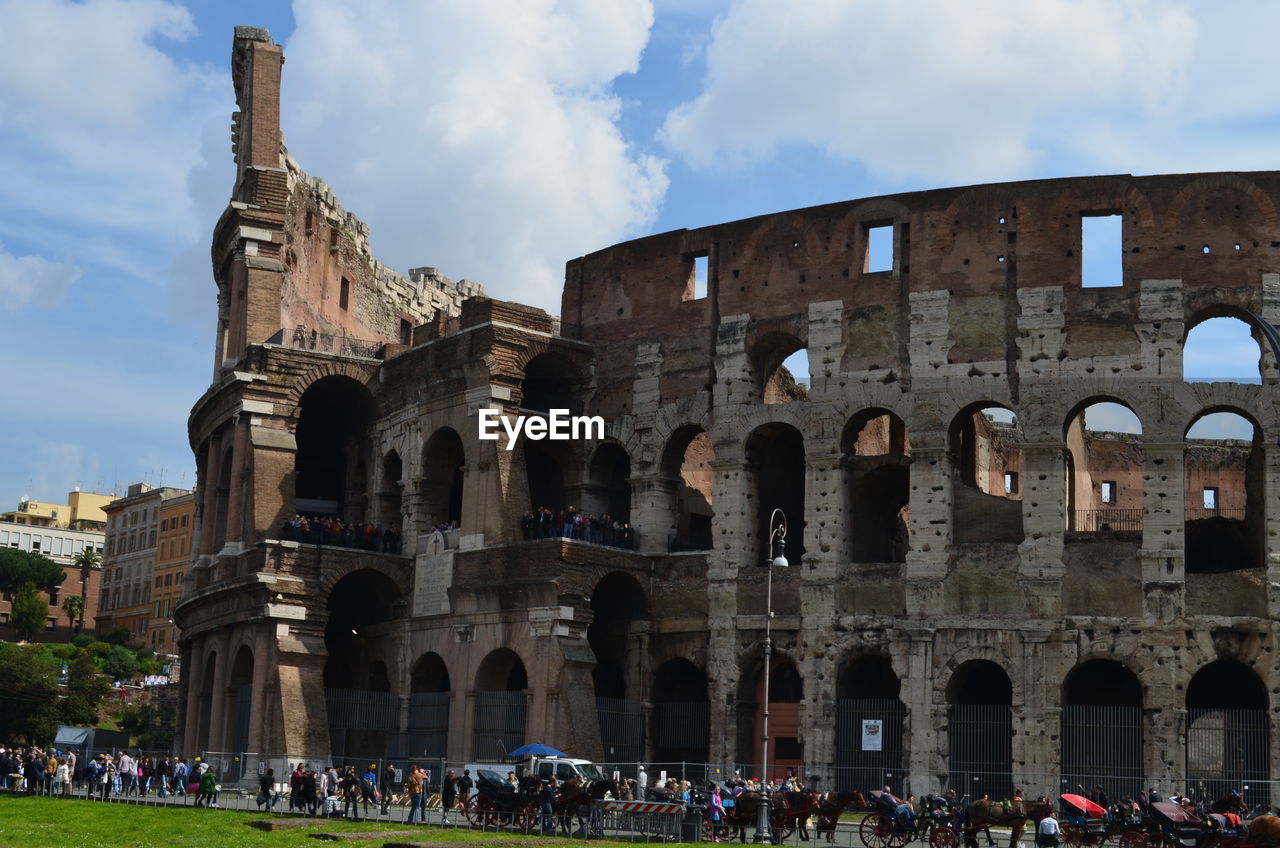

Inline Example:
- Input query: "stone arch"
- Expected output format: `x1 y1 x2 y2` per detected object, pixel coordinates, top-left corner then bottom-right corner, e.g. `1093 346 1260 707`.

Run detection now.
283 360 379 411
588 571 647 699
523 435 580 517
1165 174 1280 234
660 424 715 551
294 374 379 523
948 402 1024 543
226 644 255 755
1062 659 1144 800
196 649 218 751
585 441 632 528
1062 396 1144 532
749 330 809 404
1184 308 1272 385
1185 659 1269 807
651 657 710 765
946 659 1014 801
842 408 911 563
1183 406 1262 574
408 651 451 760
422 427 465 528
323 569 402 690
378 449 403 529
835 653 907 793
519 350 587 415
745 421 806 560
473 648 529 760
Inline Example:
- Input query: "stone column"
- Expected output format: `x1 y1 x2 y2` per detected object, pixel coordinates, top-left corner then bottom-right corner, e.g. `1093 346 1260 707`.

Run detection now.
629 474 678 554
1014 628 1055 796
806 301 845 401
1017 443 1067 617
198 433 225 557
205 630 233 752
224 417 250 548
1264 446 1280 618
707 458 748 762
246 624 273 754
903 628 937 795
1140 443 1185 621
904 445 951 617
799 447 841 786
181 636 206 753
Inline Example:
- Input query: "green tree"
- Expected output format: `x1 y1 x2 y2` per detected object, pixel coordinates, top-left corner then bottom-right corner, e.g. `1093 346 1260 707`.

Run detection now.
101 644 139 681
71 547 101 632
0 548 66 593
61 650 109 726
0 642 61 744
11 581 48 641
102 626 131 646
61 593 84 633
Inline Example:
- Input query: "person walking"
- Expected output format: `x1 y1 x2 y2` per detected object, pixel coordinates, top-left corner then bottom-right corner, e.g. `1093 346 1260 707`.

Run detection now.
406 766 425 824
1037 809 1061 848
380 762 396 815
638 766 648 801
440 769 457 824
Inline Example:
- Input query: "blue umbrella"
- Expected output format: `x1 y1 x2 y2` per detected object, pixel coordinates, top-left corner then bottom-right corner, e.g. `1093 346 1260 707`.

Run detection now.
508 743 567 758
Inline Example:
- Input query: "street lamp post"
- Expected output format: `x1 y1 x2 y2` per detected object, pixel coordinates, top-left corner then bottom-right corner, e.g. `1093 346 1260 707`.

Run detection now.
754 508 789 844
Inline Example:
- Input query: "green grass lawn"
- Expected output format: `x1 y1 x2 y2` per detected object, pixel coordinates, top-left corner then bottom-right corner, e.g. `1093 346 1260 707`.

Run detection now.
0 795 635 848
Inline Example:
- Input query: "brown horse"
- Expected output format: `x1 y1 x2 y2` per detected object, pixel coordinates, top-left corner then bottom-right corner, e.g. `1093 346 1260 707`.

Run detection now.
814 790 860 843
556 776 619 834
1248 815 1280 848
964 799 1052 848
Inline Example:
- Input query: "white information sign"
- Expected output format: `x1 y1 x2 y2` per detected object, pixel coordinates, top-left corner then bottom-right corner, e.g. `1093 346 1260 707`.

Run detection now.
862 719 884 751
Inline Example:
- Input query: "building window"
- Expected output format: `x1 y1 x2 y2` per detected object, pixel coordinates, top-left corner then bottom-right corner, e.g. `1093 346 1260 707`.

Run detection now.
340 277 351 311
182 514 189 528
48 590 58 606
45 618 55 631
1101 481 1116 505
164 573 172 586
399 318 412 345
1004 471 1019 495
1203 487 1218 510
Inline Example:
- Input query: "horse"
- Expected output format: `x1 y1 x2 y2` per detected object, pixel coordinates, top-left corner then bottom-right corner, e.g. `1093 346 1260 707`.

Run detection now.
814 790 860 843
556 776 619 835
773 790 821 840
1209 794 1248 815
963 799 1052 848
1248 815 1280 848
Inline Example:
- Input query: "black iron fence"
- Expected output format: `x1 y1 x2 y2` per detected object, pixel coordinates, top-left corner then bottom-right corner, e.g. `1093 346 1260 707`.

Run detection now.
1072 509 1143 532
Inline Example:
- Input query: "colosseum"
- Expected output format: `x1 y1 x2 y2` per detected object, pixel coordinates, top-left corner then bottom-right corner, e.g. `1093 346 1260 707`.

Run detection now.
175 27 1279 806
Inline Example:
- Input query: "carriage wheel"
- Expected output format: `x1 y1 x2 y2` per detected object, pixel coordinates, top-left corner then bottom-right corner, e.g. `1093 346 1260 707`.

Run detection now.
518 800 540 832
464 794 493 827
862 813 896 848
930 826 960 848
1064 824 1085 848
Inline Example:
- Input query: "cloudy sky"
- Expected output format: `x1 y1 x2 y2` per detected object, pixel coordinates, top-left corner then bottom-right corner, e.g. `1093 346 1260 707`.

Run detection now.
0 0 1273 507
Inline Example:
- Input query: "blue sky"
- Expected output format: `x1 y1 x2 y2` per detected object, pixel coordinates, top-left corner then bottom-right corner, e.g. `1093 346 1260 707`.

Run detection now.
0 0 1276 507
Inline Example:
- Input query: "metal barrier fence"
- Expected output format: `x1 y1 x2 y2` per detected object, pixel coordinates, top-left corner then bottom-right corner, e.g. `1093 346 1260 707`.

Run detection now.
589 799 685 842
1072 508 1143 532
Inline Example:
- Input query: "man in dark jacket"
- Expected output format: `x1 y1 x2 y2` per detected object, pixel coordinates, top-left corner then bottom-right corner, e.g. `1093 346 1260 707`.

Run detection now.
380 763 397 814
441 769 457 824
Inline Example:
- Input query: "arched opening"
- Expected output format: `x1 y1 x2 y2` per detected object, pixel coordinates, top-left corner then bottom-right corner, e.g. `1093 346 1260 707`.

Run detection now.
590 572 647 763
379 450 403 529
949 404 1023 543
521 352 585 415
1186 660 1269 808
835 654 906 794
422 428 465 529
746 423 806 561
228 646 255 762
752 333 809 404
1184 410 1261 574
524 440 577 524
1062 660 1143 800
1184 315 1265 384
1064 400 1144 533
736 656 803 782
407 652 450 760
662 426 714 552
946 660 1013 800
651 658 710 766
584 443 631 545
324 569 401 763
473 648 528 760
295 376 378 521
842 410 911 562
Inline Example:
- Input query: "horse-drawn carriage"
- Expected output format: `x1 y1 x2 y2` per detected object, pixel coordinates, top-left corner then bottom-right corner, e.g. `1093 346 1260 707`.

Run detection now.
860 789 961 848
463 768 542 829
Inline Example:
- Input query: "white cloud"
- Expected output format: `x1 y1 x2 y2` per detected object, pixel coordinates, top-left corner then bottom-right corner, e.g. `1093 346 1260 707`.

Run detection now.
661 0 1222 182
281 0 668 312
0 0 225 239
0 245 80 310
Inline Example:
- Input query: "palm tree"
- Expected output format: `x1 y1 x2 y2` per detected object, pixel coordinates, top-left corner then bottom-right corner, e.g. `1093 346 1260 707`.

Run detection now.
62 594 84 633
71 547 102 633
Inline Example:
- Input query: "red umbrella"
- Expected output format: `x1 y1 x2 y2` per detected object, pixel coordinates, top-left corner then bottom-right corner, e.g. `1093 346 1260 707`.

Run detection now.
1061 794 1107 817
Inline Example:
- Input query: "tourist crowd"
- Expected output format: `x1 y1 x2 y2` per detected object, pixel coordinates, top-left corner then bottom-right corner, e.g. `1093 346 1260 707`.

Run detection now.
281 515 402 553
0 745 221 807
521 507 634 549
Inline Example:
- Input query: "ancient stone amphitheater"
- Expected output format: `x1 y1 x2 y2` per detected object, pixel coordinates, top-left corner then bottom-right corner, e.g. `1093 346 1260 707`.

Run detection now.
175 27 1279 805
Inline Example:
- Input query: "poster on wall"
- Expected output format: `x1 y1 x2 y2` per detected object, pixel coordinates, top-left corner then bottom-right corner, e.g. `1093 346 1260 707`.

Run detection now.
862 719 883 751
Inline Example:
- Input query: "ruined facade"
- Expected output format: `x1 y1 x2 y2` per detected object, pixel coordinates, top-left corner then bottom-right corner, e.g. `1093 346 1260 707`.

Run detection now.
176 27 1279 804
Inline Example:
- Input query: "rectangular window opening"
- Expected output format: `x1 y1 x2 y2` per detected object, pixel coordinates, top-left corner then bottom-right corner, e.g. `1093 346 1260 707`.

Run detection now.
1004 471 1019 495
339 277 351 311
683 252 709 301
1101 481 1116 505
1082 213 1123 287
399 318 413 345
865 224 894 273
1203 487 1218 510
